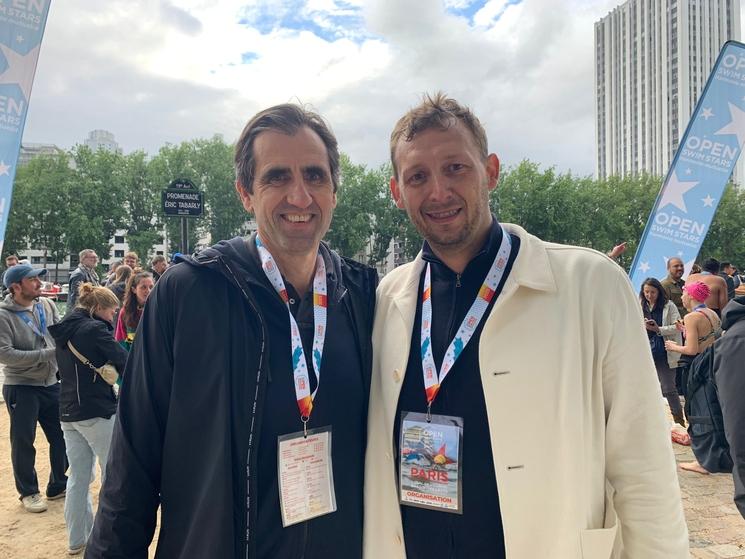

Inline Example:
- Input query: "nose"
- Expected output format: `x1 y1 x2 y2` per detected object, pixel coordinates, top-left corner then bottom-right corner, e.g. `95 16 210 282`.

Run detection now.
427 173 452 203
285 178 313 208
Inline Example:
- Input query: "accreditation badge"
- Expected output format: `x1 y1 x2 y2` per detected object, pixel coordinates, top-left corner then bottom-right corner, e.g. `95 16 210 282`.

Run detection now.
399 412 463 513
277 426 337 527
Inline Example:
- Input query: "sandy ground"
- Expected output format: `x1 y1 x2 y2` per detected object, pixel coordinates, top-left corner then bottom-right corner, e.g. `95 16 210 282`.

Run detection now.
0 409 159 558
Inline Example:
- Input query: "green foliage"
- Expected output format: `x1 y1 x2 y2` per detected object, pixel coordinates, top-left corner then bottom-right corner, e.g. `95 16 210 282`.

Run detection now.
700 183 745 267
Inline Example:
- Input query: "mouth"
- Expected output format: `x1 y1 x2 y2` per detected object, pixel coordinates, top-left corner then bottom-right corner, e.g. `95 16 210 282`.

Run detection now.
424 208 462 223
281 213 314 224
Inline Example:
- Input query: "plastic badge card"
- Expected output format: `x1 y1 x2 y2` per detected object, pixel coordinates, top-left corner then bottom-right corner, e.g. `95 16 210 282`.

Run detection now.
399 412 463 513
277 426 337 527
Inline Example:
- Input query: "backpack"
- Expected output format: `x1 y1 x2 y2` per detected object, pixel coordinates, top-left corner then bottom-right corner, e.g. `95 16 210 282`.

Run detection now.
684 344 734 473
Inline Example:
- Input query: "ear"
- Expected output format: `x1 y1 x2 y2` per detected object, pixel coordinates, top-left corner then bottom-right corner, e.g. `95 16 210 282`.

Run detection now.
486 153 500 191
390 176 405 209
235 180 253 213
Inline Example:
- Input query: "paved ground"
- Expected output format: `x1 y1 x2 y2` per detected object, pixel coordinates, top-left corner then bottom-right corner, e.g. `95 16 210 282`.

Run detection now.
674 440 745 558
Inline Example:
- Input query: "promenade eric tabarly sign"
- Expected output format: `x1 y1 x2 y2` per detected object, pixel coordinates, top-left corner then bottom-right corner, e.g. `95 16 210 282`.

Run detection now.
162 178 203 217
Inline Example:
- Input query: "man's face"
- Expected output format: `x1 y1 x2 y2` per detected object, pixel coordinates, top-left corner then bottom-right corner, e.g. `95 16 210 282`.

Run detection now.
82 252 98 268
667 258 684 281
153 261 167 275
390 122 498 252
5 257 18 267
725 264 735 276
12 276 42 299
124 255 137 268
236 126 337 259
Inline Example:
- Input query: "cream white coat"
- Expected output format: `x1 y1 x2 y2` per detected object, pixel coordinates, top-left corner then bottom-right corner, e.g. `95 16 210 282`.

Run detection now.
364 224 689 559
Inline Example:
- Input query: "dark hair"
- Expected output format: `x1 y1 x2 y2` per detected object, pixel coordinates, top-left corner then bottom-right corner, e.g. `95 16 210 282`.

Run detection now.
703 257 720 274
121 271 153 329
389 92 488 179
720 261 731 272
234 103 339 194
639 277 668 314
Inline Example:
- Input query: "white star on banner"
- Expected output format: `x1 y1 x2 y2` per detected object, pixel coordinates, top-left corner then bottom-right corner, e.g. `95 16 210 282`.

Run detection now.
658 172 699 213
638 261 650 273
15 35 23 43
0 44 41 101
702 195 715 207
715 102 745 148
701 108 714 120
685 168 692 175
0 161 10 176
677 251 684 257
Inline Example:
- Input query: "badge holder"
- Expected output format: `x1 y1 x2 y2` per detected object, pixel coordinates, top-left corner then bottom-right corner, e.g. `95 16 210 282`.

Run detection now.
277 425 337 527
399 411 463 514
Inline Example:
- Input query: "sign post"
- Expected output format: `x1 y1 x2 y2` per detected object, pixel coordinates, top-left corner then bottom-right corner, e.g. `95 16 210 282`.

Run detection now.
162 179 203 254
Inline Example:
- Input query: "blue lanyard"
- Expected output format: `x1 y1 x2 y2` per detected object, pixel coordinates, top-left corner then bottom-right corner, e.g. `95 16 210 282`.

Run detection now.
14 302 47 339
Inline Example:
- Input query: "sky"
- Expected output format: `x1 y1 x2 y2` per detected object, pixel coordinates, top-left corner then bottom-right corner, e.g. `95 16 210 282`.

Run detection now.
17 0 742 177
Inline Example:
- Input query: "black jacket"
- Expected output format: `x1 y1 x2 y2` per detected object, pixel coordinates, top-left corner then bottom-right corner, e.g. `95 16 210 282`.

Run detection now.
85 236 377 559
49 308 127 422
715 295 745 519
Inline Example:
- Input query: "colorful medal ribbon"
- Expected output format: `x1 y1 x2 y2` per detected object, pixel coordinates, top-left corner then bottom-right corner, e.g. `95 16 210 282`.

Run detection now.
421 226 511 418
256 236 327 429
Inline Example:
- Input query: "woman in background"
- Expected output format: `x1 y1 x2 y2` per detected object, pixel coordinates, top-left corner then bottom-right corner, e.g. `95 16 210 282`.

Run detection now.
49 283 128 555
115 271 154 351
640 278 684 426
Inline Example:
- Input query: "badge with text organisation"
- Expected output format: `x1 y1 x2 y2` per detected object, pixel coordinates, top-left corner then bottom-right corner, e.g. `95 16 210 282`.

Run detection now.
278 426 337 527
399 412 463 513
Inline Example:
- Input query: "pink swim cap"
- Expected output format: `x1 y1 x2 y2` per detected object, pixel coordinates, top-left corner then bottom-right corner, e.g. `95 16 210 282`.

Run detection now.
683 281 710 302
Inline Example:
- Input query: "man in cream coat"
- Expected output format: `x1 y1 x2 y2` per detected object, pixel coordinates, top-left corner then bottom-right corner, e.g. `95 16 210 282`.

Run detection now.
363 93 689 558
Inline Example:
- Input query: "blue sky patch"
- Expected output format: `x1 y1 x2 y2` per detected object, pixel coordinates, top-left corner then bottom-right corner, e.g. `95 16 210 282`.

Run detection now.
238 0 370 44
241 51 258 64
446 0 522 25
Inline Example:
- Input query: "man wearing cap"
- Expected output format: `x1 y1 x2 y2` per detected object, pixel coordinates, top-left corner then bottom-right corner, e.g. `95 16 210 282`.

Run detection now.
0 264 67 513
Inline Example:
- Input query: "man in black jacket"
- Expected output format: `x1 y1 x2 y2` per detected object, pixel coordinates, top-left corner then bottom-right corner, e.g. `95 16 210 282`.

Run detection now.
714 295 745 519
66 250 100 313
85 104 377 559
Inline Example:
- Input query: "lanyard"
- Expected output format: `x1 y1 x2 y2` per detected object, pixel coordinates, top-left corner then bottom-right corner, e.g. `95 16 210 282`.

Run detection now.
420 226 511 420
13 302 47 339
255 236 327 434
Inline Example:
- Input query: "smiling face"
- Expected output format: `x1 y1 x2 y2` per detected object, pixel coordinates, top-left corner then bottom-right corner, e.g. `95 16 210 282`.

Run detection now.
667 257 684 281
236 126 337 260
390 121 498 256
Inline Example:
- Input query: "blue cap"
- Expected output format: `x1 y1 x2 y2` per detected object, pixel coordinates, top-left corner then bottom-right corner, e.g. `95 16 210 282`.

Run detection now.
3 264 47 288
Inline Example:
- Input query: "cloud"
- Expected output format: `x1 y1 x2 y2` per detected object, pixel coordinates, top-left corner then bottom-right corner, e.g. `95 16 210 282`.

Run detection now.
23 0 661 178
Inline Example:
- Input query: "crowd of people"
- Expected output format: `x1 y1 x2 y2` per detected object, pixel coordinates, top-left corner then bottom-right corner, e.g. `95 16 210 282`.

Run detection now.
0 95 742 558
0 251 166 554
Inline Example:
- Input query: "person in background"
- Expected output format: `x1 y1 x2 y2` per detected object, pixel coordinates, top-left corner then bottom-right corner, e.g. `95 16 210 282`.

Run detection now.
2 254 20 297
0 264 67 513
115 271 154 351
123 252 139 272
49 283 128 556
108 265 132 304
67 250 100 314
687 258 728 316
640 278 685 426
103 261 121 287
150 255 168 282
661 257 687 318
665 281 722 474
720 261 737 300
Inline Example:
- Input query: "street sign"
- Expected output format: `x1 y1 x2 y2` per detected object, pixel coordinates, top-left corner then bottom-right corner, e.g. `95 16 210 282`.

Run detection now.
162 178 203 217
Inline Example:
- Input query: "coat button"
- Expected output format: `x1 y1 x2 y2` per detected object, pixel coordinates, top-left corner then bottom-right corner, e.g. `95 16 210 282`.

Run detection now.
393 368 402 382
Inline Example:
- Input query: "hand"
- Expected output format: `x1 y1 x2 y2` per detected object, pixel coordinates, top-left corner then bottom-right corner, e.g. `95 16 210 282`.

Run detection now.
608 242 627 260
644 319 659 332
664 340 676 351
675 319 685 332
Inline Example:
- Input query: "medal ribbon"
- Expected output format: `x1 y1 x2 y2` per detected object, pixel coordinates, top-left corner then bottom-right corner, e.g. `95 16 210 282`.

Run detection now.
13 302 47 339
421 226 511 413
256 236 327 424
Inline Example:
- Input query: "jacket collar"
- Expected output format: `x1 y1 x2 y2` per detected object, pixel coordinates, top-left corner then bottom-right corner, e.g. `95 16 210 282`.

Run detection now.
391 223 556 321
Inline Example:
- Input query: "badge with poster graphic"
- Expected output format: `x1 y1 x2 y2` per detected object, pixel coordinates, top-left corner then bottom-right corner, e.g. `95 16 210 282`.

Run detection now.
399 412 463 513
277 426 337 527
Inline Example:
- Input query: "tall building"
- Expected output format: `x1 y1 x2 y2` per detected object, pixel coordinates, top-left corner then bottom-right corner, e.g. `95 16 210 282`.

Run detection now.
18 142 63 166
595 0 741 180
84 129 120 153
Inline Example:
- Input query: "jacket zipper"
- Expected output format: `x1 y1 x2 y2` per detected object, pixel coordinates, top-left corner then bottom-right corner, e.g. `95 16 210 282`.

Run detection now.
215 257 267 559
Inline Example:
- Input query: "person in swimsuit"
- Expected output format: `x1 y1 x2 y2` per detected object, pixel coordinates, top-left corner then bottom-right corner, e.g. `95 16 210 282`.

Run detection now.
665 281 722 474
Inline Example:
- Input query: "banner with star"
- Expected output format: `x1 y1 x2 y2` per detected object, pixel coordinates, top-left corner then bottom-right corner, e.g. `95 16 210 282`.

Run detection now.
630 41 745 291
0 0 51 256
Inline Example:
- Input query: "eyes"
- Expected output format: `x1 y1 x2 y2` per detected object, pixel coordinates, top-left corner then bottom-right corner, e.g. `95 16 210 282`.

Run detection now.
403 163 469 186
261 167 330 187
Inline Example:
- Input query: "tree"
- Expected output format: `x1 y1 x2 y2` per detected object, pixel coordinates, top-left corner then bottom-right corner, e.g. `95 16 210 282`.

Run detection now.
120 151 162 262
700 183 745 267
